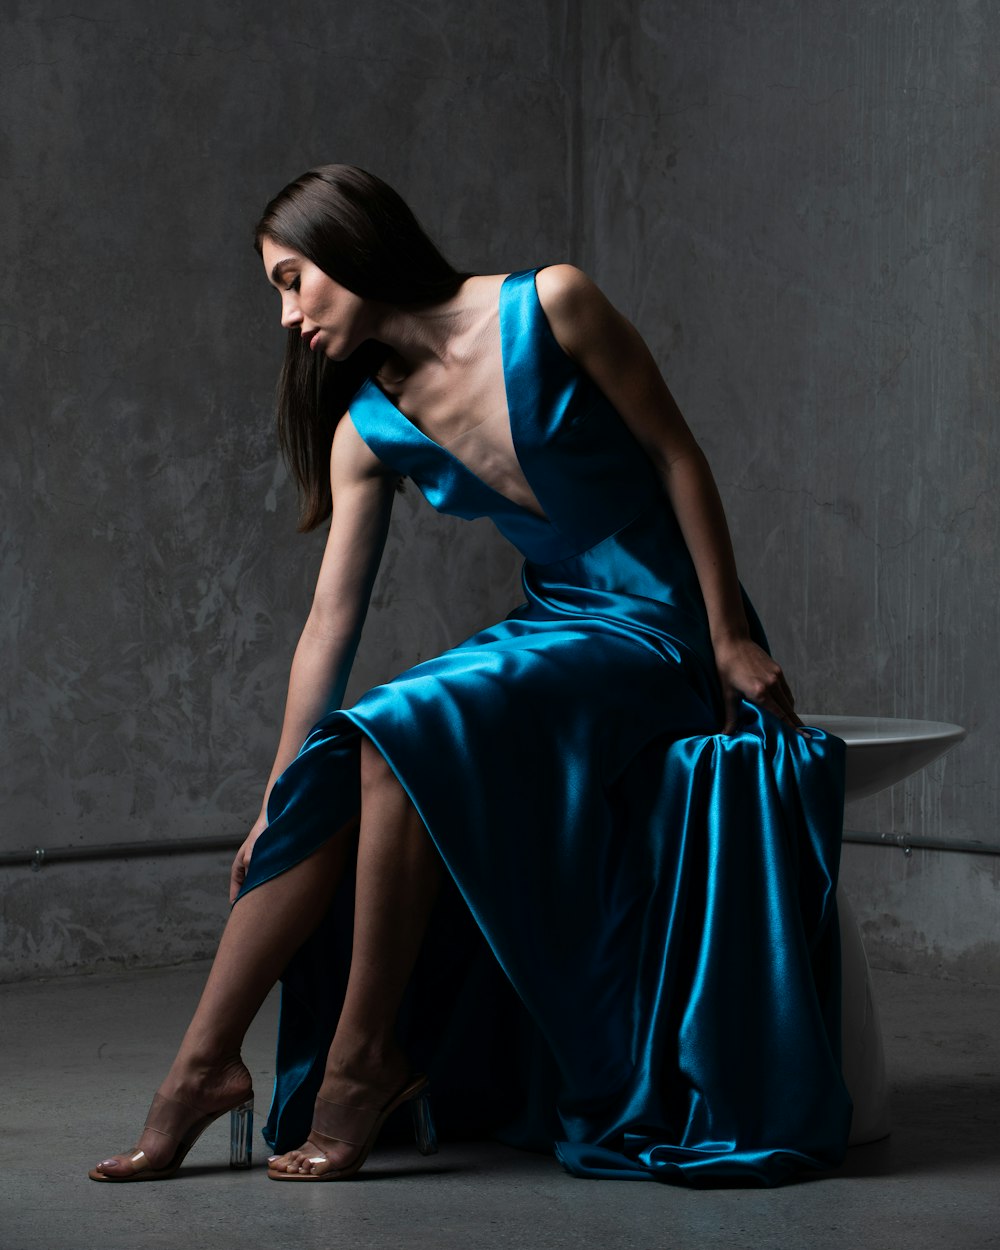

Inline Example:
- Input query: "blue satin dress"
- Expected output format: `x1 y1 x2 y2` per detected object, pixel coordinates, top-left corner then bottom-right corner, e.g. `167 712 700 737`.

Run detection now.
238 268 851 1185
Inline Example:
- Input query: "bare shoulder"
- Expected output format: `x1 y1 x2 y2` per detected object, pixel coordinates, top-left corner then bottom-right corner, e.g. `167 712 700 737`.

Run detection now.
534 264 602 316
534 264 623 358
332 407 400 490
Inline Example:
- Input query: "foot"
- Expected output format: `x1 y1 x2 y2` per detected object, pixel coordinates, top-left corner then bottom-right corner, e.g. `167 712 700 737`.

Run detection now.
91 1056 252 1179
268 1045 412 1177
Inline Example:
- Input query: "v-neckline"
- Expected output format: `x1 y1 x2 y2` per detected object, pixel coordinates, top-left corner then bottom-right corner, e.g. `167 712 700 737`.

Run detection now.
364 271 552 526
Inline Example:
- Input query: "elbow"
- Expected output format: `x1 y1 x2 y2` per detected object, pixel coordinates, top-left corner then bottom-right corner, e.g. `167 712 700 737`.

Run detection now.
302 604 359 649
657 442 710 486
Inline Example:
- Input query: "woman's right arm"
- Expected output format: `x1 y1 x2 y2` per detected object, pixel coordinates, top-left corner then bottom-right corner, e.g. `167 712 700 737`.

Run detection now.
230 412 399 901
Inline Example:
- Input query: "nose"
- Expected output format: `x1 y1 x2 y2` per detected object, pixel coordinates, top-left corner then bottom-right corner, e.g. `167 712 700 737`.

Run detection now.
280 295 302 329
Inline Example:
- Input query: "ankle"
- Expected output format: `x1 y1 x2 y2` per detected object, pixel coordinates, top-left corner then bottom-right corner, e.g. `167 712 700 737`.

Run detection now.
323 1036 408 1089
162 1051 248 1101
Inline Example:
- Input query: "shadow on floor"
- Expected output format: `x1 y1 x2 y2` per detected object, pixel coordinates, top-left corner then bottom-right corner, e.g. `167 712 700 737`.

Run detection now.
838 1076 1000 1179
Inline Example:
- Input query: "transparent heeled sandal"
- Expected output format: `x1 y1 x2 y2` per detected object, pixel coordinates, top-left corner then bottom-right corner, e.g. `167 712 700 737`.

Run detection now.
267 1074 437 1181
88 1092 255 1182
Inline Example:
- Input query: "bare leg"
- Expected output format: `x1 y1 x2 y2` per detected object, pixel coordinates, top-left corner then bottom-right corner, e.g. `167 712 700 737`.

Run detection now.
93 826 356 1176
270 735 442 1176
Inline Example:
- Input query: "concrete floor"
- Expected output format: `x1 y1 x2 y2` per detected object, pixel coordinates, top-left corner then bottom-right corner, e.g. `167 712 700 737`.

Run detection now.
1 966 997 1250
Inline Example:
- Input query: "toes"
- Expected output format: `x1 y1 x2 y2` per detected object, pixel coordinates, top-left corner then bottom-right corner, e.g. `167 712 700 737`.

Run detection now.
96 1155 129 1175
268 1141 348 1176
93 1153 143 1179
268 1148 309 1173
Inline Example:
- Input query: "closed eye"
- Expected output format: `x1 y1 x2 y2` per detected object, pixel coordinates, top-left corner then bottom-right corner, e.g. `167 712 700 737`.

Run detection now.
269 257 302 291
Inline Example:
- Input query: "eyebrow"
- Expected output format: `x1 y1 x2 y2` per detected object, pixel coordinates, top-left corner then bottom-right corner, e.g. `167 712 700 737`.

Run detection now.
269 258 298 284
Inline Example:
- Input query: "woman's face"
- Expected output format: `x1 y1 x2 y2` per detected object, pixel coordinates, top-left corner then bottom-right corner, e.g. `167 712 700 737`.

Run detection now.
260 237 369 360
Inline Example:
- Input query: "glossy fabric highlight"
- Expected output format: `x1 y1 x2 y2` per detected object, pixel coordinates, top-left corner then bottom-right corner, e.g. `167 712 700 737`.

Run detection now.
238 269 851 1184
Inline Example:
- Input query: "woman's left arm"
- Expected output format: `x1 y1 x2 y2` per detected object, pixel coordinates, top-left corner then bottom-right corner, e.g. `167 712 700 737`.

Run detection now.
535 265 804 735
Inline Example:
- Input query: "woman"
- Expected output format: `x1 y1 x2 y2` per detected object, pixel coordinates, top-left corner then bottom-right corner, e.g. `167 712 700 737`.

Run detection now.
90 164 850 1187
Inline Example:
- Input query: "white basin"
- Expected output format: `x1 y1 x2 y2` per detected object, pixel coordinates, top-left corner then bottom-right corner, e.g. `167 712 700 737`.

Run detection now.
796 714 967 1147
799 714 967 801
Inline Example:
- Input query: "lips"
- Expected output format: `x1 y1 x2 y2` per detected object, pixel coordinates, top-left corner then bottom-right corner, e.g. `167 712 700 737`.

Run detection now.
303 329 321 351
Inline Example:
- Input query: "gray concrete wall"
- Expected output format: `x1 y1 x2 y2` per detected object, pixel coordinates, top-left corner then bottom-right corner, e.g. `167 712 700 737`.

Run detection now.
0 0 569 979
3 1 996 984
577 0 998 981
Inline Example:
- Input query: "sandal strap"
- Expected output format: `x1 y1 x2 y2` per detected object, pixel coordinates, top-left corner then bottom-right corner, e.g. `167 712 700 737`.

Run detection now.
142 1092 210 1144
309 1075 429 1148
312 1095 383 1147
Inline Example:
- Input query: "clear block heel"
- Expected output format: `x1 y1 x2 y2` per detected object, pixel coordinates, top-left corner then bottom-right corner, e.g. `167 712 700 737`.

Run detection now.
89 1087 256 1182
229 1097 254 1169
410 1090 438 1156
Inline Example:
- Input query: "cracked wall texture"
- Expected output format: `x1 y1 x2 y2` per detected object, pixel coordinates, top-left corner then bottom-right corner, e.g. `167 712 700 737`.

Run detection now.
575 0 998 979
2 0 997 982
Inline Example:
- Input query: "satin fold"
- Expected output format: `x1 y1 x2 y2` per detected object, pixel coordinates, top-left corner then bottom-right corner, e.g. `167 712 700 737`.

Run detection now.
238 268 850 1184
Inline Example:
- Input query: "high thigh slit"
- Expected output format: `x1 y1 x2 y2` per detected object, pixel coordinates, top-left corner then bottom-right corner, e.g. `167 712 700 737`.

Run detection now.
238 268 851 1186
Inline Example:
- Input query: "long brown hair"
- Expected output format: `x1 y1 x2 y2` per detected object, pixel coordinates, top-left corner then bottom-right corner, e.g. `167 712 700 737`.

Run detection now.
254 164 469 531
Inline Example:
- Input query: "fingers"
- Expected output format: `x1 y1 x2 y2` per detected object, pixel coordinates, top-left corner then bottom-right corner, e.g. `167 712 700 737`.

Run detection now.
769 678 803 729
752 679 803 733
725 668 808 736
722 690 740 734
772 669 808 732
715 639 811 736
229 854 246 905
767 695 807 734
776 670 795 708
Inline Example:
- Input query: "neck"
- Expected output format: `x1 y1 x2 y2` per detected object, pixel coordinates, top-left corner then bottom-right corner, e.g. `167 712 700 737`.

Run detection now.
369 303 461 375
368 276 488 381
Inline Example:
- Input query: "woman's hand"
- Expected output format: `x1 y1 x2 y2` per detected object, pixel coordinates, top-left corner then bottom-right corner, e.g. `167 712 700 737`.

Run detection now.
712 634 806 735
230 810 269 904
